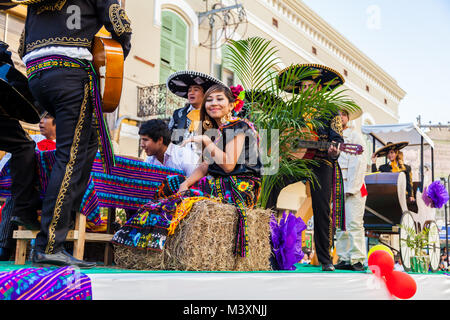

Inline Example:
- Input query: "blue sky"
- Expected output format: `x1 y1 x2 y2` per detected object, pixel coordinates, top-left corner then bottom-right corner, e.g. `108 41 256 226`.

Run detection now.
302 0 450 125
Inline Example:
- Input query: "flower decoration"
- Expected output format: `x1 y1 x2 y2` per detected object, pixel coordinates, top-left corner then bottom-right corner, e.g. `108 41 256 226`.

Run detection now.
422 180 449 209
270 212 307 270
230 84 245 114
237 181 250 192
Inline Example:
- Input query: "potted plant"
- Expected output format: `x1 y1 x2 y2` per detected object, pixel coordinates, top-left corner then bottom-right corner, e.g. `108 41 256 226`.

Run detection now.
400 224 430 273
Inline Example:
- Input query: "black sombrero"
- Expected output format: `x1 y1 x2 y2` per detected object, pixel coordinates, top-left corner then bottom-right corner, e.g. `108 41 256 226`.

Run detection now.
374 141 409 158
277 63 345 93
166 70 226 99
10 0 49 4
0 62 43 124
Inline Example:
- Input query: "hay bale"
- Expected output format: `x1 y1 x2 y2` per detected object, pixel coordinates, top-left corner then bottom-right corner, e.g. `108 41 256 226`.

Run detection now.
234 207 273 271
113 244 165 270
164 200 238 271
113 199 273 271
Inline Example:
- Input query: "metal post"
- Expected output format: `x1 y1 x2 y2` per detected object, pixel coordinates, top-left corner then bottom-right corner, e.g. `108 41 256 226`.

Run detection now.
431 147 435 182
420 136 424 191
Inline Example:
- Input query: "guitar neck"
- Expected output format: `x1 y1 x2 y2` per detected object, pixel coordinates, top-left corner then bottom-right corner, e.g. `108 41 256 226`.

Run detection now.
296 140 334 151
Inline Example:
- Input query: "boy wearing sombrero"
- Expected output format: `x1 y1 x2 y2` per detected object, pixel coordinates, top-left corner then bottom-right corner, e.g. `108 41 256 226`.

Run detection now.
335 108 368 271
371 142 415 202
166 70 225 154
269 63 347 271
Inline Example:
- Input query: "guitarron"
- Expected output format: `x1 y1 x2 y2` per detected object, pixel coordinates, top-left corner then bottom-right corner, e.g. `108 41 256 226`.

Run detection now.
92 36 124 113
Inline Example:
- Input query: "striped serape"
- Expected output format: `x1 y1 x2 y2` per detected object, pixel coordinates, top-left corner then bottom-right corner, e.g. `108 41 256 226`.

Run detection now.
0 151 185 226
0 266 92 300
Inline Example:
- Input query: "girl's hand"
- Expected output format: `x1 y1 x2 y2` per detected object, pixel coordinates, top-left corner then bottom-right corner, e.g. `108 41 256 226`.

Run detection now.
177 181 189 193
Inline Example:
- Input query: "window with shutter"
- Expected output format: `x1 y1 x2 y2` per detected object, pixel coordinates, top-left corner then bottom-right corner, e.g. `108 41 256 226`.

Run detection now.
159 11 188 84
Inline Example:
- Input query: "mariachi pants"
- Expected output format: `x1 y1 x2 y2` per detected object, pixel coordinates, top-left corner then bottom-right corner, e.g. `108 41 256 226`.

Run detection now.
266 160 336 265
28 67 98 254
0 117 41 220
335 191 367 264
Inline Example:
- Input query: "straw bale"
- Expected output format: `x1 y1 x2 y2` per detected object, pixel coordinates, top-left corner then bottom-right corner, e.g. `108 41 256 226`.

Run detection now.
113 244 165 270
164 200 238 271
113 199 273 271
234 207 273 271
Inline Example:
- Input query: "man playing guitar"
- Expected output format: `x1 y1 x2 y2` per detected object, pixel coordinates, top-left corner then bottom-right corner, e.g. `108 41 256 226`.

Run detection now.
267 63 352 271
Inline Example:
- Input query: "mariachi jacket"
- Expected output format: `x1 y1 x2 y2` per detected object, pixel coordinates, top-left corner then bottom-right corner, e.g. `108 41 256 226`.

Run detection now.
312 111 344 161
17 0 132 59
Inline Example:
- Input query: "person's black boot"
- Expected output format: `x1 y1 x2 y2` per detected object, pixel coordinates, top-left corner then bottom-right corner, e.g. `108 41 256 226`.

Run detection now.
32 250 96 269
322 263 335 271
334 260 352 270
0 247 12 261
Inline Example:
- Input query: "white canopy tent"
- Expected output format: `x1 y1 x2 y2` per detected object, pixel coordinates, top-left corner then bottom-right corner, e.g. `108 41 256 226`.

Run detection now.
361 122 435 184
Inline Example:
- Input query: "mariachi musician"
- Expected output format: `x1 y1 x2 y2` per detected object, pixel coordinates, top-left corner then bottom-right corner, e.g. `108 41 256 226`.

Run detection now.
266 64 346 272
13 0 132 268
0 33 43 263
166 70 225 155
371 141 415 202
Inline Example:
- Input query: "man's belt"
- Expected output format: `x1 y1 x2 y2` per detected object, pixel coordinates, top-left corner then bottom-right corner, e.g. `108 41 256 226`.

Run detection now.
26 55 115 174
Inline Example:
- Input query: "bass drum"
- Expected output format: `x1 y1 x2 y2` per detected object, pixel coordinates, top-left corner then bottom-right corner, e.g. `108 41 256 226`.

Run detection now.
0 61 44 124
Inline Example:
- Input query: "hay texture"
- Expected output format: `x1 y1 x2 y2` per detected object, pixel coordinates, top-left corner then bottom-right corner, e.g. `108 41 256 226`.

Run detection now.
113 199 273 271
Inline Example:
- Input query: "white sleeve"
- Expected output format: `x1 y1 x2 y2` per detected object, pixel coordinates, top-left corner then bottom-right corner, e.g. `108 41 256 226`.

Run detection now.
182 147 200 177
345 130 367 194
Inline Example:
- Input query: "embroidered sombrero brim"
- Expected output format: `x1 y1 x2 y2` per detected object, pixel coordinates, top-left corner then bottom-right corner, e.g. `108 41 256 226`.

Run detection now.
10 0 50 4
374 141 409 157
166 70 226 99
342 107 363 121
0 1 18 9
277 63 345 93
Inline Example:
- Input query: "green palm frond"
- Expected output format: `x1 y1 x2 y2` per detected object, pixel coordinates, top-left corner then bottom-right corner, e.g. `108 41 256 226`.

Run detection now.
225 37 280 91
224 37 360 209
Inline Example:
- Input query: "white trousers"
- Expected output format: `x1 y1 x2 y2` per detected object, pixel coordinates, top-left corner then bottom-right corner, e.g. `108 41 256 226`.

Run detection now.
336 191 367 264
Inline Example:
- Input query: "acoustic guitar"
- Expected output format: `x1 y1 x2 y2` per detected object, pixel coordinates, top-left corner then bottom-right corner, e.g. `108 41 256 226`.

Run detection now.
92 36 124 113
290 139 364 160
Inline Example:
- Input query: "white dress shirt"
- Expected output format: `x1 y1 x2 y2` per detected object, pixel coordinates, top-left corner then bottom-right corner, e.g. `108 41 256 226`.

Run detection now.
338 126 367 195
145 143 199 177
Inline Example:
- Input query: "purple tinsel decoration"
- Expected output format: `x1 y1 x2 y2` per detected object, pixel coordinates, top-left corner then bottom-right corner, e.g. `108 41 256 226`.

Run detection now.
422 181 449 209
270 212 307 270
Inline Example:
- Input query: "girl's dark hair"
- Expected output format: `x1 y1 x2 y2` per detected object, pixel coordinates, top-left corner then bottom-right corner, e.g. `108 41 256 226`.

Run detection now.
200 84 235 133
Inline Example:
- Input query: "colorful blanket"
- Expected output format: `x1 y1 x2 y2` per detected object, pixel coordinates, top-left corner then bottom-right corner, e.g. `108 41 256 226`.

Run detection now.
0 151 185 226
0 267 92 300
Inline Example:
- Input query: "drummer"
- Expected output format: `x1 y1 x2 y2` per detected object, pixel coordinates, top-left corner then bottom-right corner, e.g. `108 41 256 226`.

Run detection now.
371 142 415 202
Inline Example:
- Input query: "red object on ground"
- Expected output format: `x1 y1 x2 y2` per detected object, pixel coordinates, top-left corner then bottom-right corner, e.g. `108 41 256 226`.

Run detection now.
368 250 394 277
385 270 417 299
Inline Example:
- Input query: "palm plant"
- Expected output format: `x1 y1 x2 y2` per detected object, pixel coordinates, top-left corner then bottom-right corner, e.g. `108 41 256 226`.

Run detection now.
224 37 360 208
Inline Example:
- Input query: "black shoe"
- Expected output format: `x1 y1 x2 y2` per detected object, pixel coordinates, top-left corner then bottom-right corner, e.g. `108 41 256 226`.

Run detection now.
31 250 96 269
0 247 12 261
351 262 366 272
334 260 352 270
10 215 40 230
322 263 335 272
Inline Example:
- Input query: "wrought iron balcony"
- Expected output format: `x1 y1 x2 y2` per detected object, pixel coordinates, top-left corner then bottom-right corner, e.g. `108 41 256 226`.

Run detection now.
137 84 186 119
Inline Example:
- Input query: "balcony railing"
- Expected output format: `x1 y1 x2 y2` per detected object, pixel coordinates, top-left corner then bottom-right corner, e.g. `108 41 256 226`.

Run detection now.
137 84 186 119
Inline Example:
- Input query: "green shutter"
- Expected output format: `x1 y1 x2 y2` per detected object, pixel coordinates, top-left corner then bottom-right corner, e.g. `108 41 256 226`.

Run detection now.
160 11 188 84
